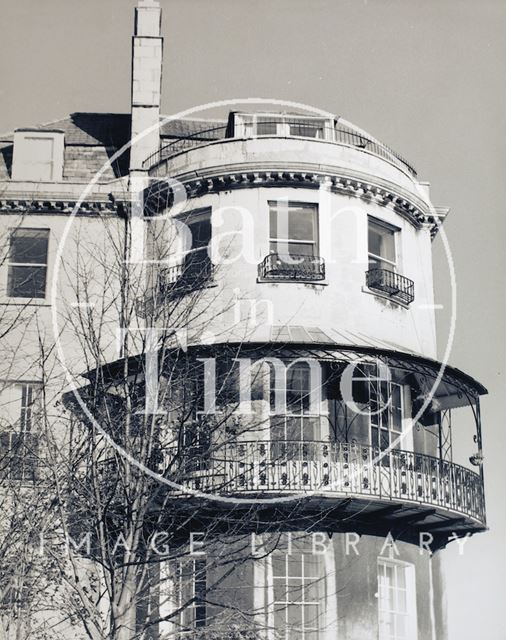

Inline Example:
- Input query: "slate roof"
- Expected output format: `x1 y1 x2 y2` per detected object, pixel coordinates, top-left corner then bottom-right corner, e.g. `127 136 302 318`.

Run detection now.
0 113 226 145
0 113 227 182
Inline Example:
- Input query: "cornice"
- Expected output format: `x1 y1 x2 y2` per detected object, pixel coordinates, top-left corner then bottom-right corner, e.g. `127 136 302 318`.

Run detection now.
151 162 441 236
0 198 118 215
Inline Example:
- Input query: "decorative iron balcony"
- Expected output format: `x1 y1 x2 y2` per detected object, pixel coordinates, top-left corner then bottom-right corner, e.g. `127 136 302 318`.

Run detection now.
135 248 213 317
169 440 485 525
161 248 214 297
366 268 415 305
258 253 325 282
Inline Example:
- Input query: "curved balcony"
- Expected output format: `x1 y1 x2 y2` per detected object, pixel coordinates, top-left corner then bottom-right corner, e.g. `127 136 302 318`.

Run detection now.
168 441 486 537
258 253 325 282
366 268 415 305
144 119 417 178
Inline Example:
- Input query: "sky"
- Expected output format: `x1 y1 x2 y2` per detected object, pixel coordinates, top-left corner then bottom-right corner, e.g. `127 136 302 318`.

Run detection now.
1 0 505 638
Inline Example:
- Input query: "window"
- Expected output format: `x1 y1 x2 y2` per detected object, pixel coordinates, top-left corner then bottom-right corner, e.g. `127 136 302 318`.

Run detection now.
235 114 330 140
182 421 211 472
260 202 324 281
162 212 212 294
370 380 403 451
270 202 319 258
23 137 54 181
175 558 207 633
269 362 321 461
272 536 326 640
368 217 397 271
7 228 49 298
378 559 417 640
12 130 65 182
258 202 325 281
0 382 41 482
351 364 404 451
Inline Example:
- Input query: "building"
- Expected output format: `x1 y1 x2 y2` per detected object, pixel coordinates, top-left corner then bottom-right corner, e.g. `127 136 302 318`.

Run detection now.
0 1 487 639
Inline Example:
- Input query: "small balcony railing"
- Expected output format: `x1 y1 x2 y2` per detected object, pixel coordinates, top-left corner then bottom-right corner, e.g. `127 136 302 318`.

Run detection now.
258 253 325 282
161 248 214 297
136 248 213 317
366 268 415 305
169 441 485 525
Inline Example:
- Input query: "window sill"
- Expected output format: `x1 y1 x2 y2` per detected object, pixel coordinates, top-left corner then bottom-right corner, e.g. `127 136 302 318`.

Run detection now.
257 278 328 286
0 297 51 307
361 286 410 309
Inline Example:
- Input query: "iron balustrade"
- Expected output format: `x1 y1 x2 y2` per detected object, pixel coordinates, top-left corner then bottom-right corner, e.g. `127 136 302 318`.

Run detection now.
135 248 213 316
366 268 415 305
160 247 214 297
258 253 325 282
144 125 228 170
143 121 417 177
168 440 486 525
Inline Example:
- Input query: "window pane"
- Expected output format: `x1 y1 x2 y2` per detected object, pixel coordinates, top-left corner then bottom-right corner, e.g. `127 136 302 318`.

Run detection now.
287 555 303 577
286 604 302 628
289 120 325 139
274 579 288 602
288 208 316 241
269 243 316 260
10 229 49 264
302 417 319 442
391 385 403 432
257 117 278 135
286 364 311 412
380 429 390 450
188 218 211 249
303 603 320 626
270 204 317 243
285 417 301 441
368 220 396 264
7 265 47 298
397 588 407 613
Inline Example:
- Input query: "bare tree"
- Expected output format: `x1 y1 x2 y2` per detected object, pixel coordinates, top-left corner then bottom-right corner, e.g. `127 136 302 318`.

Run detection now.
1 196 337 640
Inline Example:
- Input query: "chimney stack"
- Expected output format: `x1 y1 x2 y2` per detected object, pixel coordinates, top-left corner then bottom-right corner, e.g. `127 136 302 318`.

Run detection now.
129 0 163 174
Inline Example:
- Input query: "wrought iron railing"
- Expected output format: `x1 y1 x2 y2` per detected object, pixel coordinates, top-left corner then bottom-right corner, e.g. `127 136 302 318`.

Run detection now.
366 268 415 305
135 248 213 317
258 253 325 282
160 247 214 297
168 440 485 524
144 125 228 170
144 121 417 177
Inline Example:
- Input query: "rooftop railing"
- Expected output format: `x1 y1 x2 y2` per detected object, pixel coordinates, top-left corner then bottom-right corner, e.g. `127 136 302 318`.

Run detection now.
144 120 417 177
168 440 486 525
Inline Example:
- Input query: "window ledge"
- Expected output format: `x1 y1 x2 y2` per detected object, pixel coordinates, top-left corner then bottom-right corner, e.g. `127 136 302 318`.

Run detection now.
0 298 51 307
257 278 328 286
361 285 410 309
